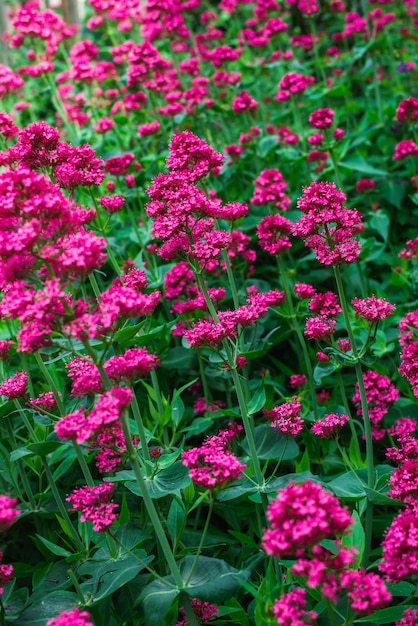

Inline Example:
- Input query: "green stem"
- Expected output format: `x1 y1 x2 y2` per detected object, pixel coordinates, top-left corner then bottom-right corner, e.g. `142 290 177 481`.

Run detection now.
333 266 374 567
89 189 121 276
41 456 85 553
33 352 65 415
198 350 211 408
278 256 318 420
4 418 36 509
130 391 151 467
308 17 327 84
185 495 214 586
195 273 267 503
180 595 200 626
336 370 362 464
89 273 102 301
150 369 169 447
119 412 184 588
67 569 86 603
73 443 95 487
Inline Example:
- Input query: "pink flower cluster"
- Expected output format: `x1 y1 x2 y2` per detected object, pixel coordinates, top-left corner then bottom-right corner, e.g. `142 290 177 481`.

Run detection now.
256 215 293 255
262 481 353 558
66 482 118 532
352 295 396 323
265 400 304 436
47 608 94 626
352 370 399 440
272 589 317 626
264 482 391 616
181 424 245 491
276 73 315 101
0 371 28 400
293 181 363 266
308 108 335 129
0 496 19 532
0 552 13 594
311 413 349 438
184 290 284 349
176 599 218 626
396 97 418 123
393 140 418 160
55 387 133 444
146 131 253 264
251 169 290 211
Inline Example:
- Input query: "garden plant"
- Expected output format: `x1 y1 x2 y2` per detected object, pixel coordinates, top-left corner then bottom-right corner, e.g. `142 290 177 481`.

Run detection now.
0 0 417 623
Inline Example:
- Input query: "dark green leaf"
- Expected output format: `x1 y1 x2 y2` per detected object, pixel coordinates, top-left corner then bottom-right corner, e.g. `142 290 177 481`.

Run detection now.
242 425 299 461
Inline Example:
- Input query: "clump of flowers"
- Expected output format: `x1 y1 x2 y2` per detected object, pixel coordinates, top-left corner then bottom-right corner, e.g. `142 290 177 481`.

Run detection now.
181 425 245 491
47 608 94 626
176 599 219 625
265 400 304 436
352 371 399 440
262 481 353 558
251 169 290 211
0 496 19 532
293 181 363 266
352 295 396 323
272 588 317 626
311 413 349 438
66 482 118 532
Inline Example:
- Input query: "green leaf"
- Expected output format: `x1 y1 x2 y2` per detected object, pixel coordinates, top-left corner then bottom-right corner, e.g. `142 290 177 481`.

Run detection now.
242 425 299 461
179 555 249 601
355 605 408 624
34 535 72 557
125 461 190 499
139 580 179 626
171 395 185 427
247 381 266 415
339 155 388 177
10 448 33 462
79 552 153 604
341 510 364 564
28 442 63 456
167 500 185 549
15 591 80 625
257 136 278 158
368 210 390 242
327 470 367 500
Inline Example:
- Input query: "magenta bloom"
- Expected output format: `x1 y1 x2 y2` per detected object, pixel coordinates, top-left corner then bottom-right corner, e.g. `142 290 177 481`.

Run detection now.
262 481 353 558
181 429 245 491
0 371 28 400
388 459 418 504
99 195 125 214
294 283 316 299
272 589 317 626
304 316 337 341
309 292 341 317
293 181 363 266
311 413 349 438
393 140 418 161
67 482 118 532
0 552 13 594
47 609 94 626
379 508 418 581
104 348 159 382
396 97 418 123
251 169 290 211
165 130 224 180
341 570 391 615
231 91 259 113
257 215 293 255
276 72 315 101
352 295 395 323
396 608 418 626
268 400 304 436
0 496 19 532
309 108 335 129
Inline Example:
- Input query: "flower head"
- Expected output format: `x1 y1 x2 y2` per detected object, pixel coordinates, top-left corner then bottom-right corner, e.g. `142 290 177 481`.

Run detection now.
262 481 353 558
